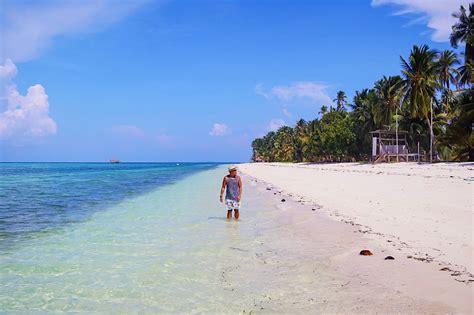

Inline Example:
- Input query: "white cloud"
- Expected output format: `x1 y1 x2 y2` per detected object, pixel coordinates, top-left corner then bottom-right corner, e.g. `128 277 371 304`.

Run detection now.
209 123 231 136
110 125 145 138
0 59 57 141
371 0 470 42
268 119 286 132
255 83 271 99
256 82 333 105
0 0 150 62
0 59 17 80
282 108 292 118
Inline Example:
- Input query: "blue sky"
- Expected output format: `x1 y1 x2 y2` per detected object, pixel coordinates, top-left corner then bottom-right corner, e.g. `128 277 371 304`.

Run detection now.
0 0 469 162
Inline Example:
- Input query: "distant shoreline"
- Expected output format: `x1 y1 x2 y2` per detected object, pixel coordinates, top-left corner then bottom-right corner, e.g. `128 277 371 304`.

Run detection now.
0 161 240 163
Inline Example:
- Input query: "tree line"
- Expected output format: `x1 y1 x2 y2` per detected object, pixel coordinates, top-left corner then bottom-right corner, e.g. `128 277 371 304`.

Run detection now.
251 4 473 162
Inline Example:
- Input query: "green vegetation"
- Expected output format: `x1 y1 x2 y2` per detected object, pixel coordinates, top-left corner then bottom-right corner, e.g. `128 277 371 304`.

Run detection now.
251 4 473 162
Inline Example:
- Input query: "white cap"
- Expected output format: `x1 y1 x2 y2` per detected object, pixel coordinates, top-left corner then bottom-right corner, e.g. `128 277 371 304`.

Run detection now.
228 165 238 171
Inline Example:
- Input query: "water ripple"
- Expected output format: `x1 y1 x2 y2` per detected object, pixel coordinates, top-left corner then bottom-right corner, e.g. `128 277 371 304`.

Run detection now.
0 162 218 250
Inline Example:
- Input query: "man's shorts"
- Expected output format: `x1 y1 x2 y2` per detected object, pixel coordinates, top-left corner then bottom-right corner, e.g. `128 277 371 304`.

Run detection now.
225 199 240 210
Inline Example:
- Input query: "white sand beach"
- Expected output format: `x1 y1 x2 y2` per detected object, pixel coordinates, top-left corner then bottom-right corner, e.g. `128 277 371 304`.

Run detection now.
239 162 473 313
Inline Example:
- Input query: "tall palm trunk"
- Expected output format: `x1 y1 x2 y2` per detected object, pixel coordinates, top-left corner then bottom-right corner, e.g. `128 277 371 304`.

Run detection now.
467 44 474 85
428 97 435 163
466 43 473 66
427 116 433 162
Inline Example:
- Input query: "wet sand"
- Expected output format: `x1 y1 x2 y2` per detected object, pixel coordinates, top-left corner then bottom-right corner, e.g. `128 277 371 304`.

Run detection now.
238 162 473 313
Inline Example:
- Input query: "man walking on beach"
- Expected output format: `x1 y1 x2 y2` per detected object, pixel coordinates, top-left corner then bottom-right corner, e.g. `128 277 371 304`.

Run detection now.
220 165 242 220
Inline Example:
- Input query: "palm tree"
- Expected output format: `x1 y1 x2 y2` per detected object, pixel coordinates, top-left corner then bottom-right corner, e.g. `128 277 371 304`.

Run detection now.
350 89 378 157
253 132 277 162
437 50 459 89
398 103 429 157
400 44 440 162
319 105 328 116
294 119 309 162
457 62 473 88
436 50 459 112
251 138 264 161
437 91 474 161
374 75 404 127
450 3 474 85
351 89 378 129
333 91 347 112
273 126 296 162
439 89 456 113
303 119 322 161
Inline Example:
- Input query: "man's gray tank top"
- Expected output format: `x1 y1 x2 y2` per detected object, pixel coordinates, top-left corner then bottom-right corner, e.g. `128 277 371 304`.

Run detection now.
225 175 240 201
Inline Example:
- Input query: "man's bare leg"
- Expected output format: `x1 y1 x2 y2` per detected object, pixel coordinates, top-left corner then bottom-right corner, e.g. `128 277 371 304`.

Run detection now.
234 209 239 220
227 210 232 220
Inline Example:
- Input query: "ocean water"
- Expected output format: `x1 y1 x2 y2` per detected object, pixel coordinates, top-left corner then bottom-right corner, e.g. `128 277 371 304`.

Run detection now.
0 163 299 312
0 162 273 312
0 163 218 251
0 163 446 313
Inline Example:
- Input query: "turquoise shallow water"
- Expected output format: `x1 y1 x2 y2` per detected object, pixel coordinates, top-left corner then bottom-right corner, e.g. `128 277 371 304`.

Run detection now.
0 162 217 250
1 164 276 312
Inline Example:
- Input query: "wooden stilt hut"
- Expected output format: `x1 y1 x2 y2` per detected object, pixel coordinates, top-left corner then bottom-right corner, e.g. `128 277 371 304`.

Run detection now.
371 130 420 163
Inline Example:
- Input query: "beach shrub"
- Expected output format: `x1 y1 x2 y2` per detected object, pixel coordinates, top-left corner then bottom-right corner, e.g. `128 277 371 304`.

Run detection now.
318 111 357 161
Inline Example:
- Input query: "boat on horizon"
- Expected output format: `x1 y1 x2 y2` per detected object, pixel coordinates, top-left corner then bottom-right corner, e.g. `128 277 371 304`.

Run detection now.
109 159 121 164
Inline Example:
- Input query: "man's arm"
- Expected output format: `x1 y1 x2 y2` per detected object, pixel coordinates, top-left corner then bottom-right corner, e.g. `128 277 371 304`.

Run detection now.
237 176 243 201
220 176 227 202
